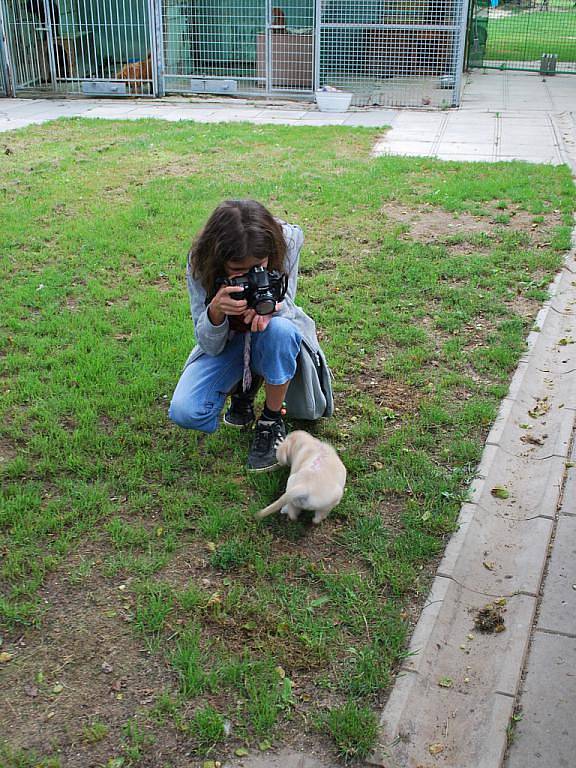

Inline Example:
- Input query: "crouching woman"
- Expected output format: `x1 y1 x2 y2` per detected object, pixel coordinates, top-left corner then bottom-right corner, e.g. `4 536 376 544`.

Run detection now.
169 199 332 472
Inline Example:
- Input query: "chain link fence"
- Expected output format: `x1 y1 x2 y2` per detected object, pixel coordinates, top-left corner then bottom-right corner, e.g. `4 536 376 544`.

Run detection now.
468 0 576 74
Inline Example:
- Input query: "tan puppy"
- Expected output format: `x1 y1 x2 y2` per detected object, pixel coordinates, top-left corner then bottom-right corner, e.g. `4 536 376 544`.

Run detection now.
255 431 346 524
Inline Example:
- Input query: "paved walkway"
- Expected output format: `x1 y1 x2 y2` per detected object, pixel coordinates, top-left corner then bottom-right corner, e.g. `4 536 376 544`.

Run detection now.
1 69 575 768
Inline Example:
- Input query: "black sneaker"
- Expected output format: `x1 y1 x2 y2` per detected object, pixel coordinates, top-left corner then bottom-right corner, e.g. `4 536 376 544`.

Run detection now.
247 418 286 472
223 396 255 428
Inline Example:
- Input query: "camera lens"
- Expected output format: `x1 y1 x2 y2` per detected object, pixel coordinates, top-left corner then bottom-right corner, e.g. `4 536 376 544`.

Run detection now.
254 298 276 315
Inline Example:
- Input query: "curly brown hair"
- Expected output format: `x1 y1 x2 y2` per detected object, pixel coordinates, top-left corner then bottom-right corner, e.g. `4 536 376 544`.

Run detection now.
188 200 287 296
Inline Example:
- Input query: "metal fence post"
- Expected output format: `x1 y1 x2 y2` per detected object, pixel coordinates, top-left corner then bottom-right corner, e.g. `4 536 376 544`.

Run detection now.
151 0 164 96
453 0 472 106
0 0 13 96
313 0 321 93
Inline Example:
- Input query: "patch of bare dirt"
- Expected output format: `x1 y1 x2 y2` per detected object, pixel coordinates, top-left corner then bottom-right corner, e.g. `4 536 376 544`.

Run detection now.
382 203 490 242
0 564 184 768
0 435 17 464
380 202 563 249
146 158 199 179
350 373 422 416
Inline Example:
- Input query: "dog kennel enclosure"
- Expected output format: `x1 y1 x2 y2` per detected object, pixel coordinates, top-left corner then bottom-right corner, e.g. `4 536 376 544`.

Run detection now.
0 1 472 107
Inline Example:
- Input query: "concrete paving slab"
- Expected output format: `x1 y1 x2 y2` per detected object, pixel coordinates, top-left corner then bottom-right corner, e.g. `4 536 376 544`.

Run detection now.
498 136 558 155
499 114 552 125
498 153 563 165
382 127 439 140
372 140 433 157
433 142 496 155
121 108 210 120
561 465 576 517
434 152 496 162
483 368 575 462
536 514 576 636
0 119 43 132
440 126 496 144
439 511 553 597
374 688 515 768
505 632 576 768
343 111 396 127
373 577 535 767
77 106 141 118
245 108 310 120
400 580 536 696
249 117 313 126
467 448 565 521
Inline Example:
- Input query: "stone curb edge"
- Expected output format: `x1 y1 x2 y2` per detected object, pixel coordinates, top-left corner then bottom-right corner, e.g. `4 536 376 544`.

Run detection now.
370 239 576 767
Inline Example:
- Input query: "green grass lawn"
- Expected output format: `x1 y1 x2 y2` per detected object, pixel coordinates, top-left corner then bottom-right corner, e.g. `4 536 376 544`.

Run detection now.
485 7 576 65
0 117 574 767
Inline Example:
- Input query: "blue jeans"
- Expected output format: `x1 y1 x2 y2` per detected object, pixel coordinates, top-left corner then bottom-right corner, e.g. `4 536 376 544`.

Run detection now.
169 316 302 433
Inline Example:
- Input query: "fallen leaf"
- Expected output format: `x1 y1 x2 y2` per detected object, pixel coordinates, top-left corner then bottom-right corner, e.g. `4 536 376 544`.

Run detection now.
483 560 497 571
528 398 550 419
429 743 445 755
491 486 509 500
520 434 544 446
52 683 64 694
259 740 272 751
0 652 13 663
235 748 249 757
206 592 222 607
438 677 453 688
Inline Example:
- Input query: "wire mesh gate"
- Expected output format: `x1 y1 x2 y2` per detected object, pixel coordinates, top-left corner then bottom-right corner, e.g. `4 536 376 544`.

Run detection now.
0 0 157 96
317 1 468 107
467 0 576 74
160 0 315 96
160 1 470 107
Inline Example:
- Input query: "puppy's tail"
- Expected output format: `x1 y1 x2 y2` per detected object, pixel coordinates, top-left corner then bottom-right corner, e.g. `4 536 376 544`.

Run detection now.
255 492 292 521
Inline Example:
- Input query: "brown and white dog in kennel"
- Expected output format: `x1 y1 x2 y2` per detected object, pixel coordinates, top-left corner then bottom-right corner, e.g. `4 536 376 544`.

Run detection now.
116 53 152 94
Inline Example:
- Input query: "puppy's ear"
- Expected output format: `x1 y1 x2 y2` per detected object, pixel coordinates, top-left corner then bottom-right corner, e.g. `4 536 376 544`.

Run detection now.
276 436 290 465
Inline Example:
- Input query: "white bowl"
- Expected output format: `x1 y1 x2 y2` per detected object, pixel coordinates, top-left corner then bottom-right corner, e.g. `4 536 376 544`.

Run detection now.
315 90 353 112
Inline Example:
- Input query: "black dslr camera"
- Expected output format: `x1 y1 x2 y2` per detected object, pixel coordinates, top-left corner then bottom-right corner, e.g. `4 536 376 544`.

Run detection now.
217 266 288 316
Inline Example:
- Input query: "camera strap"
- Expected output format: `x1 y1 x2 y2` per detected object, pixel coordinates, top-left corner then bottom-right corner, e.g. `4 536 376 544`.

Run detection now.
242 333 252 393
